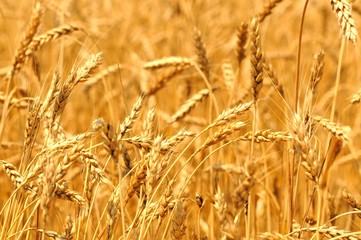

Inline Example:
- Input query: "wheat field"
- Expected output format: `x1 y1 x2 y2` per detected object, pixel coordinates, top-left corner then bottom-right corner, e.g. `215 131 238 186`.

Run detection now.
1 0 361 239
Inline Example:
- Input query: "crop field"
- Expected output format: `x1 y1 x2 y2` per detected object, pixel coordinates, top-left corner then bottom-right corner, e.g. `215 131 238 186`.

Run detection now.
1 0 361 239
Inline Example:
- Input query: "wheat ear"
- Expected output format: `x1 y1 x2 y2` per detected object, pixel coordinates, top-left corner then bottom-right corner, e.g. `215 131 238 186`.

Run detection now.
250 17 263 101
329 0 358 44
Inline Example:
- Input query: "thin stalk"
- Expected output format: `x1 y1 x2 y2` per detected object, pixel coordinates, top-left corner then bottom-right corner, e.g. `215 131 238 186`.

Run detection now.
330 37 345 123
295 0 310 113
247 101 257 239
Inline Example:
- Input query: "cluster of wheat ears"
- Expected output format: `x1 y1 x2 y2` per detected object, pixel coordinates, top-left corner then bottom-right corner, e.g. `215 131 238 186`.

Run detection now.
1 0 361 239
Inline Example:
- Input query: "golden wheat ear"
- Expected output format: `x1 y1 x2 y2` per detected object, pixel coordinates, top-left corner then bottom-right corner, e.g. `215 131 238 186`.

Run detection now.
193 28 210 80
330 0 358 44
7 1 43 81
249 17 263 101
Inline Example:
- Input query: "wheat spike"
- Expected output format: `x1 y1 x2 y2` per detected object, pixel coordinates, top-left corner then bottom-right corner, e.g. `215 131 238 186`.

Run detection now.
330 0 358 44
211 101 253 128
171 201 187 240
83 64 122 91
144 57 192 70
146 66 187 96
342 188 361 218
236 129 292 143
168 88 212 123
263 57 284 96
193 28 210 80
222 61 236 90
52 53 102 122
199 121 245 152
351 89 361 104
25 25 83 61
23 97 42 159
312 115 350 141
310 50 325 94
102 122 119 162
1 160 25 188
250 17 264 100
292 114 318 182
7 1 43 80
118 94 144 139
55 181 86 205
235 22 248 65
258 0 284 22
